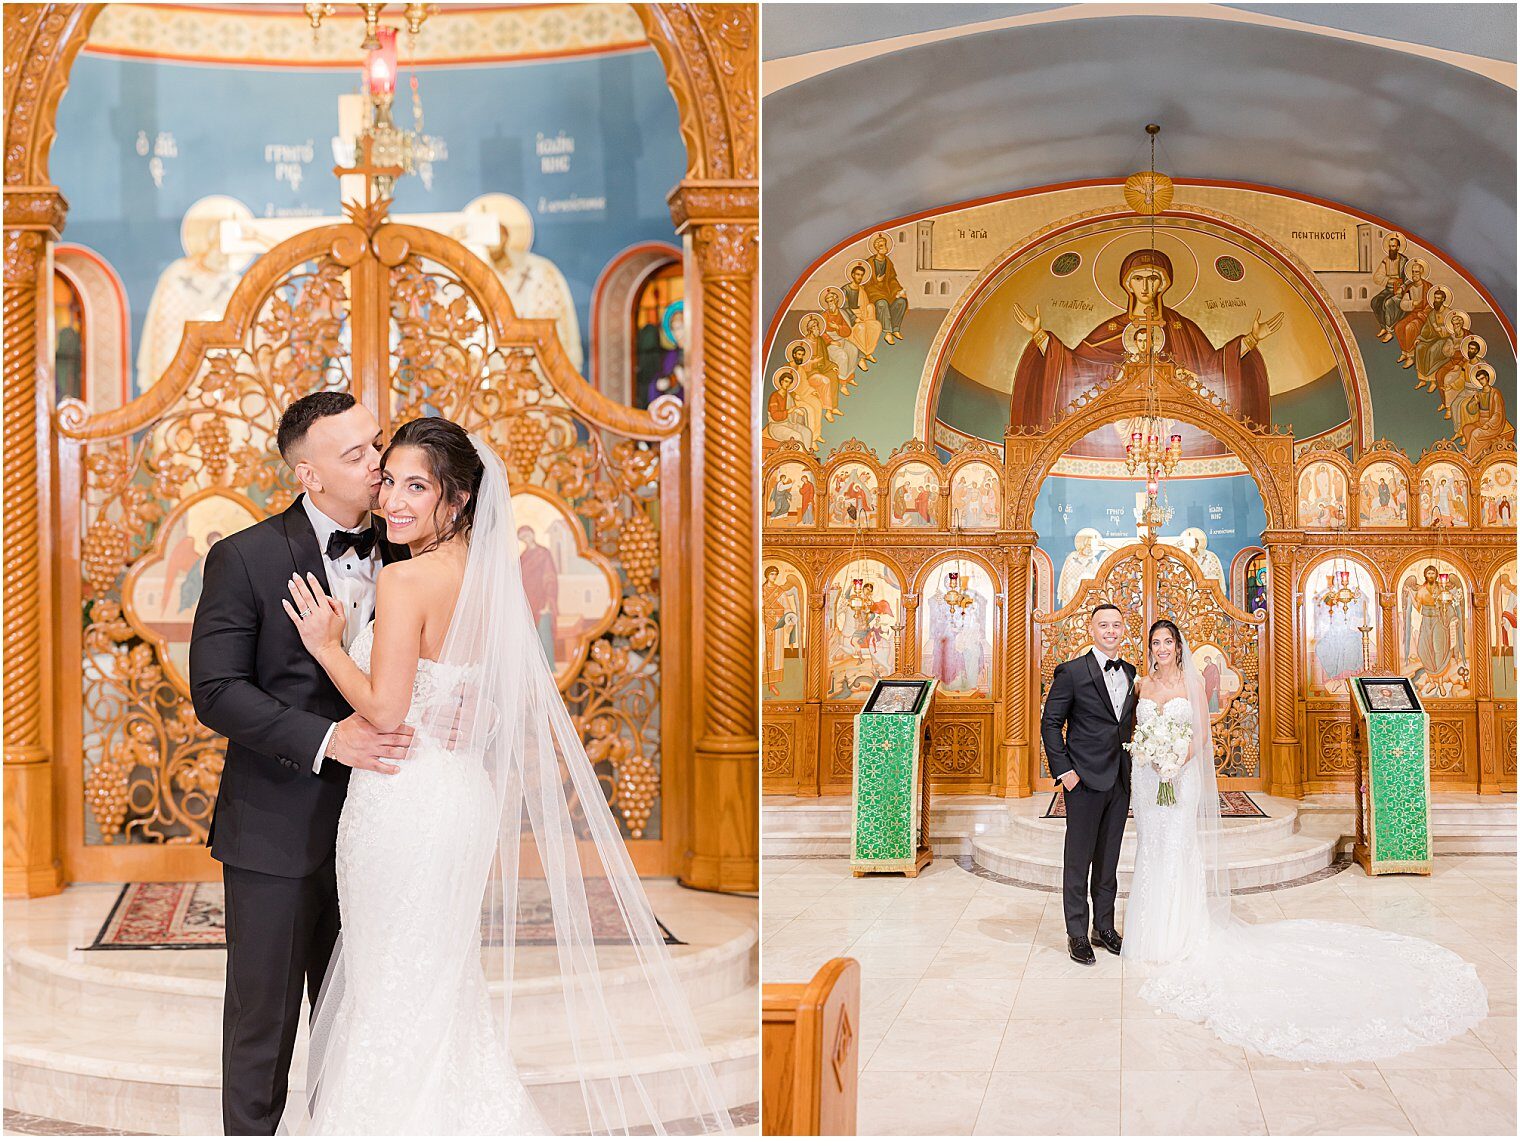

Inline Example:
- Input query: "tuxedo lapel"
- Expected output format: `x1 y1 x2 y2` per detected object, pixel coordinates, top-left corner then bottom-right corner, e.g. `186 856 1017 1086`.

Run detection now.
1085 652 1119 722
282 495 332 596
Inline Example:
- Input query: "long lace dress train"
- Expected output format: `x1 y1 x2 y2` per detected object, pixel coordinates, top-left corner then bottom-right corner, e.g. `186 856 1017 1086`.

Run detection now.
302 621 548 1134
1125 695 1488 1064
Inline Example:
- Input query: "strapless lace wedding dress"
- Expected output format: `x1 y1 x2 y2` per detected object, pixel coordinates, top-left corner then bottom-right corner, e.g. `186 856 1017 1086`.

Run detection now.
304 621 548 1134
1124 696 1489 1063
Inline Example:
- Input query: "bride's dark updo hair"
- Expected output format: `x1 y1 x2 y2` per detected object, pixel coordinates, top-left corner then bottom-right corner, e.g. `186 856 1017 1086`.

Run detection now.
382 417 484 553
1147 618 1184 670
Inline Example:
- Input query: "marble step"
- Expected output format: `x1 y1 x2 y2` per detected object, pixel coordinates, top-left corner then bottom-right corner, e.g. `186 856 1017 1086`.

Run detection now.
3 917 755 1036
971 829 1340 893
3 984 757 1136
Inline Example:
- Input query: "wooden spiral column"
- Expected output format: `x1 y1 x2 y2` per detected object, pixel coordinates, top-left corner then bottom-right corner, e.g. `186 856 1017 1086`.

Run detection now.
3 194 66 897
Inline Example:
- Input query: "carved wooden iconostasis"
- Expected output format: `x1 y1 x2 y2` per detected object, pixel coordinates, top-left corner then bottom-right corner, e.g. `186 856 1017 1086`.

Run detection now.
762 180 1516 802
3 3 758 897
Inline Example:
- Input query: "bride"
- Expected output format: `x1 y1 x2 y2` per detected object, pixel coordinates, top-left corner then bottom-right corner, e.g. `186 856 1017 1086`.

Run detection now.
280 416 732 1134
1124 618 1488 1063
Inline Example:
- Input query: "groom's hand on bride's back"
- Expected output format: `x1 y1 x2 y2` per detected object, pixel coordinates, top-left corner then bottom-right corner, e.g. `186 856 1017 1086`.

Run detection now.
329 713 412 775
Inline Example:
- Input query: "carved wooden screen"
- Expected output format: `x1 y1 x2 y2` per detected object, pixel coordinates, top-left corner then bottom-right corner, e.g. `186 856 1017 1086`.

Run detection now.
1032 541 1268 791
55 214 685 882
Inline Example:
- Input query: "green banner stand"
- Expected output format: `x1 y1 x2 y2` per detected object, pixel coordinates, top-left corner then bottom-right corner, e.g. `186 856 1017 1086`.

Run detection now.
1350 676 1433 876
850 678 937 877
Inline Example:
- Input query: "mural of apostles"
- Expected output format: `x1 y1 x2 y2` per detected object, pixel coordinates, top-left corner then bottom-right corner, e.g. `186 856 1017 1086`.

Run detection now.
1400 559 1470 698
1493 561 1517 699
1009 247 1282 450
1359 462 1410 526
1480 463 1515 527
762 564 807 700
1305 560 1375 694
825 564 900 699
920 562 994 696
1451 362 1513 458
827 464 879 527
1417 463 1471 528
1297 461 1349 528
766 462 818 526
950 462 1000 528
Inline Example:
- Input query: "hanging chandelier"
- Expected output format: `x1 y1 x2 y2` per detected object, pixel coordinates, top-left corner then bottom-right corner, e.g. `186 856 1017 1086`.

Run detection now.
1125 124 1182 534
309 3 440 199
942 571 974 615
1319 566 1357 614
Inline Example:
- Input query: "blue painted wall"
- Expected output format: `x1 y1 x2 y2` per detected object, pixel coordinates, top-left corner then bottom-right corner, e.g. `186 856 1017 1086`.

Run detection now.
52 49 685 385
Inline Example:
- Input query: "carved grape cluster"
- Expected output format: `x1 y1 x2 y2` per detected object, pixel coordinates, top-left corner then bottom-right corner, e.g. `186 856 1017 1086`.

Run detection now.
617 512 659 593
82 521 133 591
615 755 658 839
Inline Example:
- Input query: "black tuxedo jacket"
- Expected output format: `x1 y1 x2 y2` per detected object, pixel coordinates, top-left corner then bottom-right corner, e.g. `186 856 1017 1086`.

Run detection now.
1040 652 1139 793
189 495 407 878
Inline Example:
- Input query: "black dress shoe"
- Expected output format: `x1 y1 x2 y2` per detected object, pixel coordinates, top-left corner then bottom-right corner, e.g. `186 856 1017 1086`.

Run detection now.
1091 927 1122 955
1067 935 1096 965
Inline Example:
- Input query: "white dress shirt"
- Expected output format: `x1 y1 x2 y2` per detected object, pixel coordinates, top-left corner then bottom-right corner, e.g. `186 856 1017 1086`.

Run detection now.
303 497 380 773
1090 648 1131 717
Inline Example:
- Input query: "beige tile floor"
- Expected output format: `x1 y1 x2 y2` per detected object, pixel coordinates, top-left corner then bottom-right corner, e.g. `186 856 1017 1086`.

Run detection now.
762 854 1517 1136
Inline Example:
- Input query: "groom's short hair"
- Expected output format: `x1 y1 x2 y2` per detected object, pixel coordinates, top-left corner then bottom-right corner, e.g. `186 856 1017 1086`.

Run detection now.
1090 602 1122 620
277 391 357 463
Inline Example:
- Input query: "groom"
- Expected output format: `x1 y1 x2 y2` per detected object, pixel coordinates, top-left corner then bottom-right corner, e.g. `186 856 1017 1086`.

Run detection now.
189 392 410 1134
1040 602 1138 966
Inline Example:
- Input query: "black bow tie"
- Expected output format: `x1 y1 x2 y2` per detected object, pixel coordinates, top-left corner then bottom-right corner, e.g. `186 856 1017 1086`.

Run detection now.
1104 659 1124 673
325 525 377 561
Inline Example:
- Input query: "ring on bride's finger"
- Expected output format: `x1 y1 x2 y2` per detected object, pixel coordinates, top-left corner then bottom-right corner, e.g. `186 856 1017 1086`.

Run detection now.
299 609 312 619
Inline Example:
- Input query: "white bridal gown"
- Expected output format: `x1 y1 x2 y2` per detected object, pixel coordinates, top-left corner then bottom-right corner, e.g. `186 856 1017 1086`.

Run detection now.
302 620 549 1134
1124 695 1489 1063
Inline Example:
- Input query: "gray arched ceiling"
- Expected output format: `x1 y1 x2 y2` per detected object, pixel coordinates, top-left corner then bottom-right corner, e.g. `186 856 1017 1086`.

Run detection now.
762 4 1518 64
762 13 1517 327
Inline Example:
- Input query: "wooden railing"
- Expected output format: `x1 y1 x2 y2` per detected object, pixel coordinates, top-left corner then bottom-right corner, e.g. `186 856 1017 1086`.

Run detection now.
762 956 860 1135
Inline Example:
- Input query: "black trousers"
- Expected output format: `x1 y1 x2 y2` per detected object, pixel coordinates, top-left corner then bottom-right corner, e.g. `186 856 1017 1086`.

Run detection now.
1062 778 1129 937
222 858 340 1135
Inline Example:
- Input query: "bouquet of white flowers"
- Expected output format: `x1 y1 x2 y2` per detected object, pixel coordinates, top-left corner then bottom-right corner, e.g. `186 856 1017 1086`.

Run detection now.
1125 712 1191 806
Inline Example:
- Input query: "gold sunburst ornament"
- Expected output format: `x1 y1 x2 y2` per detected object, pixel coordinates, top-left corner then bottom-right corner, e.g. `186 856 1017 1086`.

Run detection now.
1124 124 1174 214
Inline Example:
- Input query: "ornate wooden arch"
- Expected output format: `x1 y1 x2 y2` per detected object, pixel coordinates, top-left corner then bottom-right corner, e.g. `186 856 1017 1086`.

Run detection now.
1003 358 1296 534
3 2 759 895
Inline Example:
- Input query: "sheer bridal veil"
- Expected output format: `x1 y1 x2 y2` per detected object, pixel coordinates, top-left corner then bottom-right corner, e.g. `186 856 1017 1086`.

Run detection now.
302 433 732 1135
1176 632 1232 930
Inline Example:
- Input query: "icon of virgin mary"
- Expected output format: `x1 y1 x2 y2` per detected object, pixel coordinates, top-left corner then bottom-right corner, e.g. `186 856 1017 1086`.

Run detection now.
1009 248 1282 456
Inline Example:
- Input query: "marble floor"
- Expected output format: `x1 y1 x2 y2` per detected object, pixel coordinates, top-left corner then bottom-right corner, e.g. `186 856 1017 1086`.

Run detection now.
4 881 760 1135
763 854 1518 1136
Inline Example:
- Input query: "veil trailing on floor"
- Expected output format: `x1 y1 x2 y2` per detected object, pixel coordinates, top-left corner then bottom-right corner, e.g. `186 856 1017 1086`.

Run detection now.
295 434 732 1134
1129 631 1487 1064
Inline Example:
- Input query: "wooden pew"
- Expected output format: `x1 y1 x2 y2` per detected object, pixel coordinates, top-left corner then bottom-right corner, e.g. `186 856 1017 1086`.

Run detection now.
762 956 861 1135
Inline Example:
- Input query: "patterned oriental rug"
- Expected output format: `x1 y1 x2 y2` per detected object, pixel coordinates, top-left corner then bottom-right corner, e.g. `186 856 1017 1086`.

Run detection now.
86 881 680 951
1042 790 1268 819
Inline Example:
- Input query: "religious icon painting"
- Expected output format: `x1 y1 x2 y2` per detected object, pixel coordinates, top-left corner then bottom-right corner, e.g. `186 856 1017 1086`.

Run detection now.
919 559 995 698
1359 462 1410 527
1190 642 1243 716
765 461 817 527
1397 557 1471 698
762 561 809 701
1297 460 1349 529
1417 462 1471 528
1479 461 1515 527
949 461 1000 528
120 490 260 694
888 462 938 528
1303 558 1377 695
510 491 620 688
824 561 901 701
827 464 879 528
1490 560 1517 700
